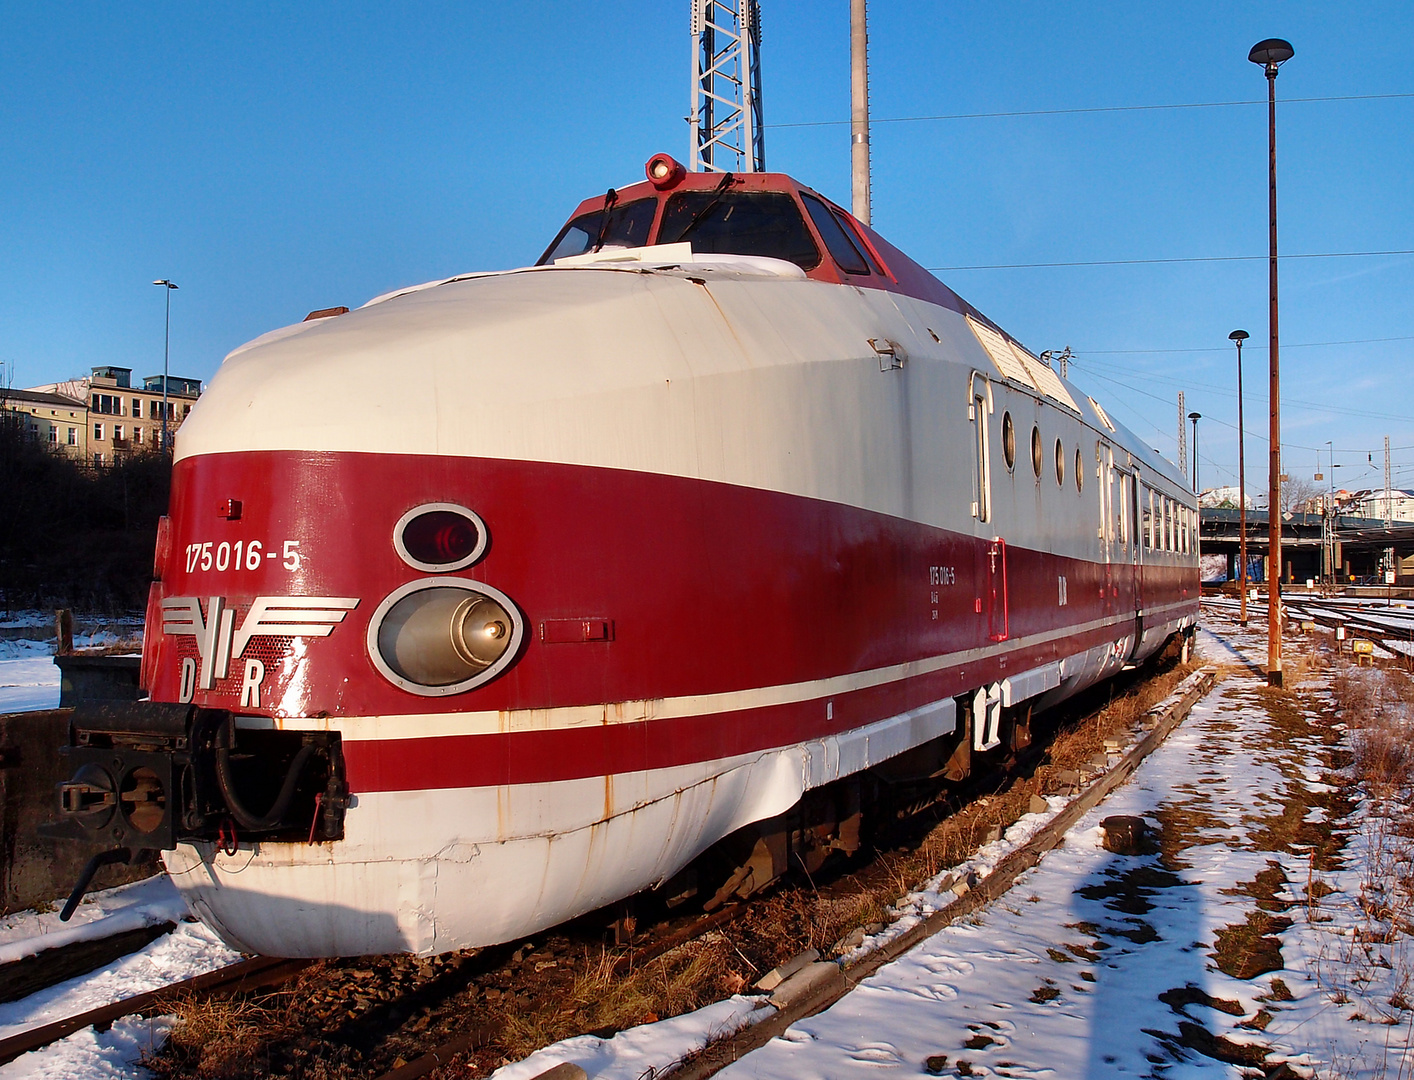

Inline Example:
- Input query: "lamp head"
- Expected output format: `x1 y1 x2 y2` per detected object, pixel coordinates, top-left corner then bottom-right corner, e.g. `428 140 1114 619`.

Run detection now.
152 279 178 290
1188 412 1202 422
1248 38 1294 74
1229 329 1249 342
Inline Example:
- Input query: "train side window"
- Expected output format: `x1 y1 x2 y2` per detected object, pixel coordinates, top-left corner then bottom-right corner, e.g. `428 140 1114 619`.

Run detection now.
1031 425 1043 479
1119 473 1131 546
832 208 887 275
1075 448 1083 493
800 194 870 275
1001 412 1016 472
1054 438 1065 486
1142 487 1153 549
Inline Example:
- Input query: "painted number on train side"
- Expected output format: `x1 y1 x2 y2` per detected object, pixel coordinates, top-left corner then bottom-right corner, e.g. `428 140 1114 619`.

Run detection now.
928 566 956 621
184 539 302 574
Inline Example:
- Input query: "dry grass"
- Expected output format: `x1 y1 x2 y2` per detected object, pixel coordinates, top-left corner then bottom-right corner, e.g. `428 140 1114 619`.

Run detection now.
489 936 742 1062
158 993 298 1079
1313 660 1414 1039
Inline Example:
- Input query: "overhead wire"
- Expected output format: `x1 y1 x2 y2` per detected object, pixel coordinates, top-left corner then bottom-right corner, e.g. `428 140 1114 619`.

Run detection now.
772 92 1414 130
930 250 1414 271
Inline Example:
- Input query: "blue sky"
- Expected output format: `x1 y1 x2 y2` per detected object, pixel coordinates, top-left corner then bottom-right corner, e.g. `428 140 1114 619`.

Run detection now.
2 2 1410 495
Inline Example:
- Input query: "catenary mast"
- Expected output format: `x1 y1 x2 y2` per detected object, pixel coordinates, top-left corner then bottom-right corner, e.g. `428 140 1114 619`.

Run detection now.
690 0 765 172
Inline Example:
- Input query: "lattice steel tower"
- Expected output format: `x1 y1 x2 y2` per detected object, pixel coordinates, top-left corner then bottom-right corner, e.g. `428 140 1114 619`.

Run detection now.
690 0 765 172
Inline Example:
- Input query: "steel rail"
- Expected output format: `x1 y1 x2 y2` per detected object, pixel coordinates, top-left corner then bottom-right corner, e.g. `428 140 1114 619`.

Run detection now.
0 954 310 1067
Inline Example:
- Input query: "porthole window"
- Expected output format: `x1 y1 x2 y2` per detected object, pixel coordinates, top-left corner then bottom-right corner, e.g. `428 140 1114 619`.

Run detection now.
393 503 489 572
1031 426 1043 478
1075 448 1084 493
1001 412 1016 472
1055 439 1065 486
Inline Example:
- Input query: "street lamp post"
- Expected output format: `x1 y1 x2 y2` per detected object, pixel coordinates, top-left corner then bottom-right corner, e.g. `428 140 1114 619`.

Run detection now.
152 280 179 452
1230 330 1250 626
1188 412 1202 492
1249 36 1294 688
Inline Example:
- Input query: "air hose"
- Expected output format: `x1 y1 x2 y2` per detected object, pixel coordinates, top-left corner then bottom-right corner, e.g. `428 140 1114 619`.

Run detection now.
213 716 318 832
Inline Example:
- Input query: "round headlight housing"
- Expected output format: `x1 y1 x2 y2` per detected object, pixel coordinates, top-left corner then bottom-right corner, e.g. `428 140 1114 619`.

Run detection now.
393 504 488 572
367 578 523 696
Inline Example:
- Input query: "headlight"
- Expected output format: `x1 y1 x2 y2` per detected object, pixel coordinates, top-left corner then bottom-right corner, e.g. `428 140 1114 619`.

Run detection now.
367 579 523 696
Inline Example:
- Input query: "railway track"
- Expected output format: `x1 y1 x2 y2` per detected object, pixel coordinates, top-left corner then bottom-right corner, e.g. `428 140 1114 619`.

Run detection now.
1206 593 1414 660
0 650 1202 1078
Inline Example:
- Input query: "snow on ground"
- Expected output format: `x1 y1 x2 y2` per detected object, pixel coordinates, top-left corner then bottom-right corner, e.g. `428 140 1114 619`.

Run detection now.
0 877 189 964
0 879 235 1079
0 633 136 714
0 918 240 1080
0 641 61 714
713 625 1410 1079
488 620 1410 1079
489 997 771 1080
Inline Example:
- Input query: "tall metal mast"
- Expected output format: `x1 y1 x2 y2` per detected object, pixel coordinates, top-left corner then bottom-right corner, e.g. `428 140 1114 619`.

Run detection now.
690 0 765 172
850 0 871 223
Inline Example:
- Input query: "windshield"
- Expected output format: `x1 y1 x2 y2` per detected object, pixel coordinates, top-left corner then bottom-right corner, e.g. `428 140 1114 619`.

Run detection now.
537 198 659 264
658 190 821 270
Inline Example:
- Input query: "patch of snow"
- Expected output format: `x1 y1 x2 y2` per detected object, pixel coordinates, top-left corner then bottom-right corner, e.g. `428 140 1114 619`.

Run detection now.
0 1014 174 1079
487 996 770 1080
0 921 239 1042
0 641 60 713
0 877 189 964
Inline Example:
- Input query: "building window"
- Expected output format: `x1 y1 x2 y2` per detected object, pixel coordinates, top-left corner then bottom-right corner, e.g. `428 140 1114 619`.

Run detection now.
94 423 104 441
133 426 143 445
93 453 103 467
132 398 141 417
67 427 77 445
149 400 158 419
48 426 57 444
114 424 124 441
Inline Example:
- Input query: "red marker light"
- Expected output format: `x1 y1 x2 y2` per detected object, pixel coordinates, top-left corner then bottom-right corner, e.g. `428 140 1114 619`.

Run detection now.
394 504 488 571
646 153 686 190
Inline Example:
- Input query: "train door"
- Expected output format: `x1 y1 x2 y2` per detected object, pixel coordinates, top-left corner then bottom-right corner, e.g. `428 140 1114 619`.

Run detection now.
1097 442 1115 615
1131 469 1145 627
969 374 1001 644
987 537 1008 641
969 373 992 524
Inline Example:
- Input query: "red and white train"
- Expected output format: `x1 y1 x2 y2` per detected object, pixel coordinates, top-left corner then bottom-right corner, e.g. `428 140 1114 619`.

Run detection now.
52 155 1198 957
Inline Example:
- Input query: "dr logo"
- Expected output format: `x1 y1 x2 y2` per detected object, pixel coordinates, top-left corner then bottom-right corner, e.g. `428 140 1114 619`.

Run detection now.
162 595 358 704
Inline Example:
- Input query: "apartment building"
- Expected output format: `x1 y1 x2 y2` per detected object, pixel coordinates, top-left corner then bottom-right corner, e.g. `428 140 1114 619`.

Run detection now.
9 366 203 466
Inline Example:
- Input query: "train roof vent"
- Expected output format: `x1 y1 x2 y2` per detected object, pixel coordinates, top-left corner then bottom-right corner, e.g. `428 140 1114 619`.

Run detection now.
1088 396 1117 432
966 315 1079 413
967 315 1036 388
1009 342 1080 413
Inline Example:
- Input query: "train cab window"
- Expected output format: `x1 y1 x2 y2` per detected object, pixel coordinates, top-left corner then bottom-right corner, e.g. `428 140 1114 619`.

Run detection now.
800 194 870 275
658 190 822 270
538 198 659 264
